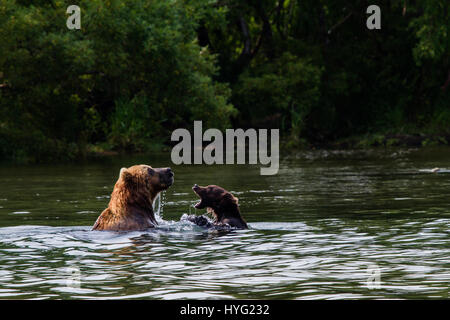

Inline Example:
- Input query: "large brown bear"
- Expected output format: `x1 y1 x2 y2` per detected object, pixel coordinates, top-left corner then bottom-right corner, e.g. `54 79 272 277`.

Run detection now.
187 184 248 229
92 165 174 231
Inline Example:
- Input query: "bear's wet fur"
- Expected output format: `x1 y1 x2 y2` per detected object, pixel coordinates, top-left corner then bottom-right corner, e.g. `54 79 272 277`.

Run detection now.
92 165 174 231
188 184 248 229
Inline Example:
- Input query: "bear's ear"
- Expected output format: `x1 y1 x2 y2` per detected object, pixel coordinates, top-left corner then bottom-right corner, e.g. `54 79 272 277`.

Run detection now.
119 167 132 183
225 193 238 205
219 192 239 209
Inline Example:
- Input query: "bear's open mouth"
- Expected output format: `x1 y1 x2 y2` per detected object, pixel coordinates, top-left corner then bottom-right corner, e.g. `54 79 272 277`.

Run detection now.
192 184 204 208
194 201 202 208
161 176 174 188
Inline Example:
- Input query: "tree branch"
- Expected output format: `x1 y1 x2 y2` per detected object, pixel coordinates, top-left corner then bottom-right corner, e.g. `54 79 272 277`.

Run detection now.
327 12 352 35
441 69 450 91
238 16 252 57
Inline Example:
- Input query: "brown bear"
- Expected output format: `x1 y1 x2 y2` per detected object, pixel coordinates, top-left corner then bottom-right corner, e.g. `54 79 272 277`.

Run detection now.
187 184 248 229
92 165 174 231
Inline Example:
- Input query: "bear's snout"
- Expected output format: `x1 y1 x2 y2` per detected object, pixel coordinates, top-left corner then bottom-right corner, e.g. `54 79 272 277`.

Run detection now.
163 168 174 186
192 184 206 208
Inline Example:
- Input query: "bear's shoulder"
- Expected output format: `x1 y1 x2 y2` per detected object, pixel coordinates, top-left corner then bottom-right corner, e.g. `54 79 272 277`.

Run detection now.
92 208 113 231
92 207 155 231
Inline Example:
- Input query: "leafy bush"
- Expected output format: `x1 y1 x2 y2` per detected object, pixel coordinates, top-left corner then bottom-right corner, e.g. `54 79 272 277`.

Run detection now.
1 0 449 161
0 0 235 159
233 53 322 143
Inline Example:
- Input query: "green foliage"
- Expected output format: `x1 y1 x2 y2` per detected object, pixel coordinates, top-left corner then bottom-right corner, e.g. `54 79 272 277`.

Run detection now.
411 0 449 65
109 94 160 152
233 53 322 142
0 0 235 161
0 0 449 162
213 0 449 145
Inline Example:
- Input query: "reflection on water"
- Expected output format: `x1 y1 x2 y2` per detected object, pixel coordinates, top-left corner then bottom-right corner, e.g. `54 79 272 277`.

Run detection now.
0 148 449 299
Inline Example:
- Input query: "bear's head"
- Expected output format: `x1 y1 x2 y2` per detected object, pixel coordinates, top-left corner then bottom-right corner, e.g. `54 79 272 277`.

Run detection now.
93 164 174 231
118 164 174 195
109 165 174 221
192 184 239 221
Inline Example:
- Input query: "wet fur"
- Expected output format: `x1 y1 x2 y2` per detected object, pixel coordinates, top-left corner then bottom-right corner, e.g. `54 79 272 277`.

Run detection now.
189 184 248 229
92 165 173 231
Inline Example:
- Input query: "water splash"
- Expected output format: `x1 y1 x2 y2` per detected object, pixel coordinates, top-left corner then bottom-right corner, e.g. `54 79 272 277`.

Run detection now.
188 202 197 215
153 191 166 223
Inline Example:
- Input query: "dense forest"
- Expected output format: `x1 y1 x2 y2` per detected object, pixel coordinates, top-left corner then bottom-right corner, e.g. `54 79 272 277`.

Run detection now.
0 0 449 162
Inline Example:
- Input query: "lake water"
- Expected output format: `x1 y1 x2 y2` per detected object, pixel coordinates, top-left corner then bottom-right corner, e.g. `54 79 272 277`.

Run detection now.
0 148 449 299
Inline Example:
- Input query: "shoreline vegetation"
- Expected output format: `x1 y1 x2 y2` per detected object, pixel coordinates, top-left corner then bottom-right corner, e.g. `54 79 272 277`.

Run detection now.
4 132 450 165
1 1 449 163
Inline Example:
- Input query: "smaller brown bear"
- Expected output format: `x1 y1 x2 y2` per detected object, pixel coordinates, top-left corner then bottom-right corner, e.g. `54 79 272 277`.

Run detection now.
92 165 174 231
188 184 248 229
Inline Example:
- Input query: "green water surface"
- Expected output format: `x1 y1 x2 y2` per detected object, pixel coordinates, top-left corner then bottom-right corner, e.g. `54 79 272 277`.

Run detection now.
0 148 449 299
